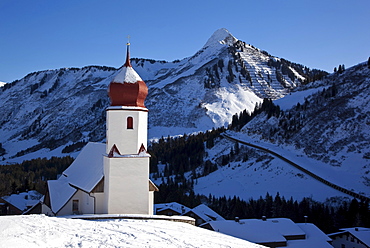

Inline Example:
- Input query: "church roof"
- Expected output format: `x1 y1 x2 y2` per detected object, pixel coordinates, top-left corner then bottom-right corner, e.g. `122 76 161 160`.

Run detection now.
111 44 142 84
62 142 105 192
48 177 77 214
47 142 105 214
108 44 148 107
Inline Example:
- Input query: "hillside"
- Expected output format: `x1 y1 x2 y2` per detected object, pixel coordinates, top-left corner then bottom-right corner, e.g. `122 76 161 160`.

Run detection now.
150 62 370 202
0 215 264 248
0 28 326 163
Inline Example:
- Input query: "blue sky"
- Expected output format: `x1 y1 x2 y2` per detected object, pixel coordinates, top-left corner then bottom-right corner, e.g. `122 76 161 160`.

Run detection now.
1 0 369 83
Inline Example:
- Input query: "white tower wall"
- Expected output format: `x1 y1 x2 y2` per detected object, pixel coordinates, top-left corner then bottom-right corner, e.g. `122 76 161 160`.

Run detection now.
103 156 150 214
106 106 148 155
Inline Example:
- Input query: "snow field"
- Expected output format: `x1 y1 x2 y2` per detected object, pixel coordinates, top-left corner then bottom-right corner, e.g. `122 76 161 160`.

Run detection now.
0 215 265 248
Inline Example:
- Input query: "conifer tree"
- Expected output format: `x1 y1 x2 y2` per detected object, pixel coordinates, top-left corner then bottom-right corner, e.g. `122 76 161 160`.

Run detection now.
338 65 342 73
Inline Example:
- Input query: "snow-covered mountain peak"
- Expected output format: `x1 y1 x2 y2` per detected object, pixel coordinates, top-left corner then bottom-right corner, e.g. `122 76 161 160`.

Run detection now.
0 81 6 87
203 28 238 48
0 28 328 163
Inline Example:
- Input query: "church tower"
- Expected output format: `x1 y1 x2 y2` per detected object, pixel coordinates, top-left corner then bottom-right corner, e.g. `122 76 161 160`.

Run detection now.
103 42 152 214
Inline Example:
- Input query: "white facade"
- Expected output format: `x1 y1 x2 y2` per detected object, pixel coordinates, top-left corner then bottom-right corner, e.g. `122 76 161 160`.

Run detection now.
104 105 153 215
104 156 150 214
106 106 148 154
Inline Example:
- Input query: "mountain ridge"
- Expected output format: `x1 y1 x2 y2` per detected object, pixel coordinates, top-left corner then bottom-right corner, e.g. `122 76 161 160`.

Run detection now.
1 28 327 162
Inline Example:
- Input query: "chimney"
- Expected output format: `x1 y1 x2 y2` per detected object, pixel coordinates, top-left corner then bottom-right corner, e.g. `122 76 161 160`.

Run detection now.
262 216 266 221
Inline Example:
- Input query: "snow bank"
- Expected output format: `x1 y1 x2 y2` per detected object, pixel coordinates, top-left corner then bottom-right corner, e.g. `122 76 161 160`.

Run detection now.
0 215 265 248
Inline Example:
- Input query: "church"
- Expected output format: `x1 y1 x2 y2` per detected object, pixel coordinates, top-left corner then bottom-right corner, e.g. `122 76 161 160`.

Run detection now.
42 43 158 216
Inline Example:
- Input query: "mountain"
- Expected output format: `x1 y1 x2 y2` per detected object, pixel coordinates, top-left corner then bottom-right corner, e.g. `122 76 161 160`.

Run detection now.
0 28 327 162
149 61 370 202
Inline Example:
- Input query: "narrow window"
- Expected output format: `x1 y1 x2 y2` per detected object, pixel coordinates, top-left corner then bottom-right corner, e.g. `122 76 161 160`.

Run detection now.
72 199 79 214
127 116 133 129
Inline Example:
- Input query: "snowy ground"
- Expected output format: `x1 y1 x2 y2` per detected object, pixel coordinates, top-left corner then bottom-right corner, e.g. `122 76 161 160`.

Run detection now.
190 130 368 202
0 215 265 248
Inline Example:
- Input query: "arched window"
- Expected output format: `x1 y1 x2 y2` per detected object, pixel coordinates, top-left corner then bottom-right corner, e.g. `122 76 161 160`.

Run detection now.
127 116 133 129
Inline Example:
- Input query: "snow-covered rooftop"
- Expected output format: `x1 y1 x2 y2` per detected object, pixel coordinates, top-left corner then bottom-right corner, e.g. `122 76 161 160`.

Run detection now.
48 177 77 214
62 142 105 193
205 218 299 243
294 223 333 248
154 202 191 215
185 204 225 222
203 218 332 248
1 190 42 211
48 142 105 213
329 227 370 247
112 66 143 84
202 218 332 248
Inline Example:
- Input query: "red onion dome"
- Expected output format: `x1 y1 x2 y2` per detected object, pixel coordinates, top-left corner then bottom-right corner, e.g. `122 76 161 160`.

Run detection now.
108 44 148 108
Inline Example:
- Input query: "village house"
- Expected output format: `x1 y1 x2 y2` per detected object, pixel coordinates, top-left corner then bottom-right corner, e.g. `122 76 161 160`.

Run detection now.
328 227 370 248
184 204 225 226
154 202 225 226
154 202 191 216
41 43 158 216
0 190 42 215
201 217 333 248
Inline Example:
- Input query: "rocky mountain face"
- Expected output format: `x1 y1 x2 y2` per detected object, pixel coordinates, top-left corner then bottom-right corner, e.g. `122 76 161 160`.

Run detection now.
244 62 370 162
240 62 370 185
0 28 326 161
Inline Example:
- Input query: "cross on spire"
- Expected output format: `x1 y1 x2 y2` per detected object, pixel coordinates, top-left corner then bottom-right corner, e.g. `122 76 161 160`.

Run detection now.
127 35 131 46
124 35 132 67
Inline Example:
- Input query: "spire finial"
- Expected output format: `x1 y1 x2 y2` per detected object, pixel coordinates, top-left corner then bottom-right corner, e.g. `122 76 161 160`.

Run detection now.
127 35 131 46
124 35 132 67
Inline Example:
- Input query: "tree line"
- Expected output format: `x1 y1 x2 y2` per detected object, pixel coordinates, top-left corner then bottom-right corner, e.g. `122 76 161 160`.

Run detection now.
0 156 73 197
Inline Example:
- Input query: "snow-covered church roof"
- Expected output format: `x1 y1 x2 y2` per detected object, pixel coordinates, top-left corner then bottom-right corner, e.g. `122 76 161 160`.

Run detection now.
108 43 148 108
47 142 105 213
112 45 143 84
62 142 105 192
